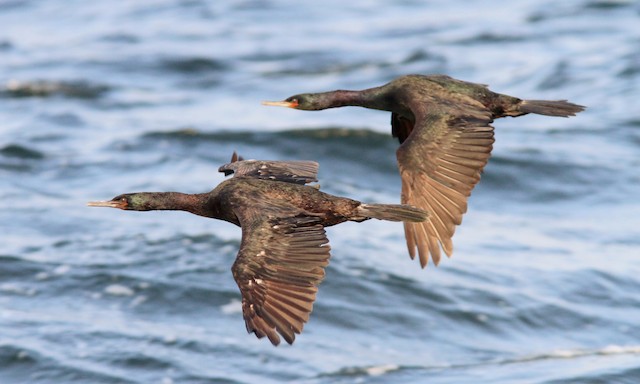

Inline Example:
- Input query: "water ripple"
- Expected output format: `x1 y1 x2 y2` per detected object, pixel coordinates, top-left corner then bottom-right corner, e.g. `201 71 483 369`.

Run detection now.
1 0 638 383
0 80 109 99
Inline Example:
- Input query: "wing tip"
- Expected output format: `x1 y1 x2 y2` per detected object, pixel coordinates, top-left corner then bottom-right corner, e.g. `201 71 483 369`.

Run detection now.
404 222 455 269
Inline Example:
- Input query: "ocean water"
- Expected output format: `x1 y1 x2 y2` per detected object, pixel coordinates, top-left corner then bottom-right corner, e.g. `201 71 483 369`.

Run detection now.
1 0 639 383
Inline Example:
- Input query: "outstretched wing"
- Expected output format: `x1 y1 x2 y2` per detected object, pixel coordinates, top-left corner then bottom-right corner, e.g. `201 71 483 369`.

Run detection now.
219 159 319 185
396 107 494 268
231 201 330 345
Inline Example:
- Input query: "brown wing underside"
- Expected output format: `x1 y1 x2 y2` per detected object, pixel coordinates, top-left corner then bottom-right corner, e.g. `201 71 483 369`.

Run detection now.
231 204 330 345
396 111 495 268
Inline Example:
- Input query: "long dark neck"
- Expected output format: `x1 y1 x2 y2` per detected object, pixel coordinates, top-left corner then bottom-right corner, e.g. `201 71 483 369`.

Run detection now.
129 192 214 218
318 86 394 112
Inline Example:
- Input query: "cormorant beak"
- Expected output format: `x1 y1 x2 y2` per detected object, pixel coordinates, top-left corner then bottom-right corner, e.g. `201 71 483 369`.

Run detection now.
261 100 299 108
87 200 128 209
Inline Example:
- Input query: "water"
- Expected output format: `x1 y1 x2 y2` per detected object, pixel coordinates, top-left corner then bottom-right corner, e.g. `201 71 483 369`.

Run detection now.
1 0 639 383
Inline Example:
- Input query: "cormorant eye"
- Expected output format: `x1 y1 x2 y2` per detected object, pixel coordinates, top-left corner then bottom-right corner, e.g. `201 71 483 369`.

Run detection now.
286 97 301 108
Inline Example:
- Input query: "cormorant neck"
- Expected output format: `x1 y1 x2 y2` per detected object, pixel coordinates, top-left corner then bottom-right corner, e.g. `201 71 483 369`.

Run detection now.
318 86 393 112
129 192 212 217
320 90 368 108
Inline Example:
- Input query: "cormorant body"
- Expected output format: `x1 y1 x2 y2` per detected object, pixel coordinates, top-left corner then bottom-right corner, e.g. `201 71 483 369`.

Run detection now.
88 154 428 345
263 74 585 268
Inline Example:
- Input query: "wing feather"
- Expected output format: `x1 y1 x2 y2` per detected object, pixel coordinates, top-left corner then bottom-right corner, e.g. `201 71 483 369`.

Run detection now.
219 159 319 185
231 203 331 345
397 109 495 267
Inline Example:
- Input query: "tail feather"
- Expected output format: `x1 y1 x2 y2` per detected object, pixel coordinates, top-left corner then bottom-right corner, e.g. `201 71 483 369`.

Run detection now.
520 99 585 117
357 203 428 223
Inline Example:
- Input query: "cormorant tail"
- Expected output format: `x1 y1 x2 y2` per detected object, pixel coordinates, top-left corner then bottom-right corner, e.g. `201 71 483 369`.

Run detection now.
520 100 585 117
358 204 428 223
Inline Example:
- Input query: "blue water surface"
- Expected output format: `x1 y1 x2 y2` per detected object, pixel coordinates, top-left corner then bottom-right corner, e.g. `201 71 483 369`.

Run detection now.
1 1 639 383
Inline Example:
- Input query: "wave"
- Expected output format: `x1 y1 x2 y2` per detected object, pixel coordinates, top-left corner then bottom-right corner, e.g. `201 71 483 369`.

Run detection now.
0 144 45 160
0 343 139 384
0 79 109 99
316 345 640 381
159 57 228 74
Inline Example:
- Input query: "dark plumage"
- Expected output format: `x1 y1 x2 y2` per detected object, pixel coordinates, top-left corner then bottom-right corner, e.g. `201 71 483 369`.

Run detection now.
263 74 585 268
88 154 428 345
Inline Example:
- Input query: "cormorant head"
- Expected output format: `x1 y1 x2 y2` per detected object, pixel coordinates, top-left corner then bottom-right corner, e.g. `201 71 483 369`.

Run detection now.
87 193 150 211
262 93 327 111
